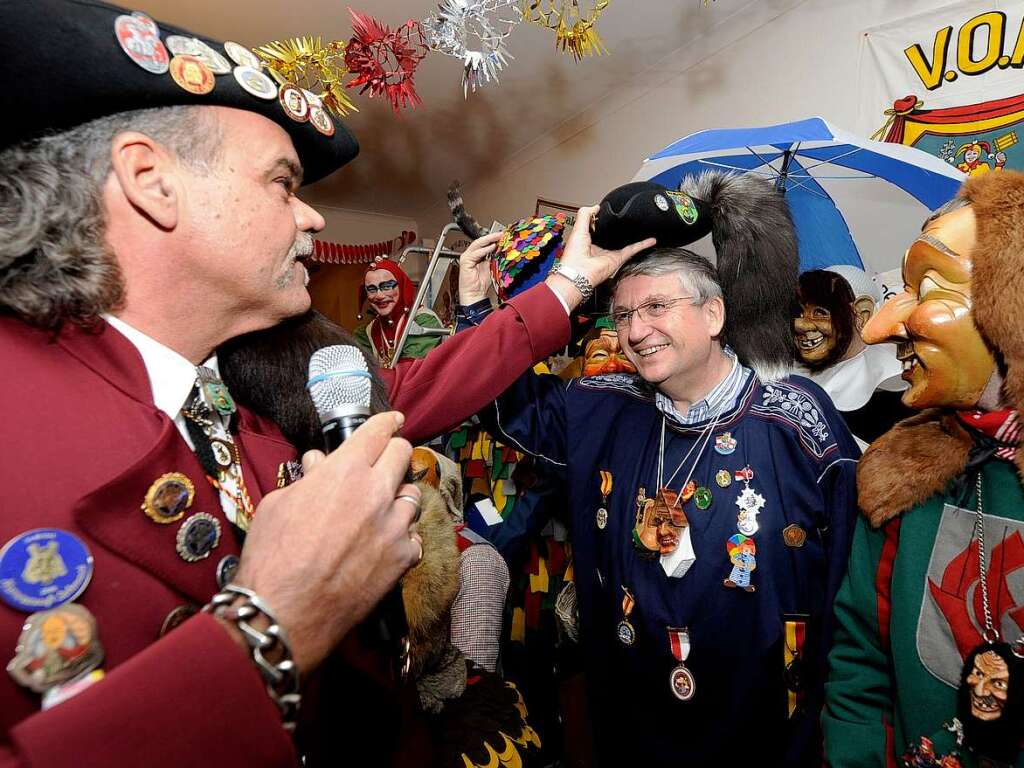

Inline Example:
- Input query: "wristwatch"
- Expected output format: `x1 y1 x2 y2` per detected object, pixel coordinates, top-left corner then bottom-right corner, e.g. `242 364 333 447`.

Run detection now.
551 263 595 301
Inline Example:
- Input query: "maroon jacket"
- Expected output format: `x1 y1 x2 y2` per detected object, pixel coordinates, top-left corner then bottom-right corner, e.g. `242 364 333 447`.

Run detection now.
0 284 568 766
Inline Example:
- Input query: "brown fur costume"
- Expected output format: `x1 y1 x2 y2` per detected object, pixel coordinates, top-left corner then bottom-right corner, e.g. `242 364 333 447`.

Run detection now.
857 170 1024 527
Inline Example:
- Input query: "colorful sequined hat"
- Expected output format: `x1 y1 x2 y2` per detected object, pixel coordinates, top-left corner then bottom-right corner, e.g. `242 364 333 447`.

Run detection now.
0 0 358 184
491 214 569 301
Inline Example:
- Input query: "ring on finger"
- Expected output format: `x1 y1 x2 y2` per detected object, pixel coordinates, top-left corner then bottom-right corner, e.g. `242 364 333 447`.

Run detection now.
395 493 422 522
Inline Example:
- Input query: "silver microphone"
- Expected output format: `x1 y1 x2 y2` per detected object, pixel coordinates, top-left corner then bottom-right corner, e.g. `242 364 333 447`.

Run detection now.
307 345 373 451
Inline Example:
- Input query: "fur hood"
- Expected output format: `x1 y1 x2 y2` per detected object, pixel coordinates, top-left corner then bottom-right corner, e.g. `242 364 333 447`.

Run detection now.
859 170 1024 526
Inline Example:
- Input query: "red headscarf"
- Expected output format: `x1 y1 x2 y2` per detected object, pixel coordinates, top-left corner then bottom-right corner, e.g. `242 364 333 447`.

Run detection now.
358 258 416 318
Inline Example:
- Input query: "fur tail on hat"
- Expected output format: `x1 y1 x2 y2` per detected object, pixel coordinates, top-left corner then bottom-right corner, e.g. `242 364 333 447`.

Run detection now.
448 181 488 240
678 172 799 382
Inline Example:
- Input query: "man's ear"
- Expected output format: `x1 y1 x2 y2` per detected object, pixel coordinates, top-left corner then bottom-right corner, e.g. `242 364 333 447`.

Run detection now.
704 295 726 337
852 297 875 332
109 131 179 230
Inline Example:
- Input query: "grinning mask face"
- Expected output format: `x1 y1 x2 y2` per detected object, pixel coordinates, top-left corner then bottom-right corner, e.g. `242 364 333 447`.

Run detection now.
862 204 995 409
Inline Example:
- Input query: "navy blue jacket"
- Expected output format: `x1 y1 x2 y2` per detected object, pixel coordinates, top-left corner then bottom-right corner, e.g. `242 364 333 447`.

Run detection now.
486 367 860 767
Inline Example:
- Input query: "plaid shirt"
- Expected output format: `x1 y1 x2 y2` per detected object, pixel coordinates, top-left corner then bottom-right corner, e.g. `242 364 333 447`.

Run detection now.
450 538 509 673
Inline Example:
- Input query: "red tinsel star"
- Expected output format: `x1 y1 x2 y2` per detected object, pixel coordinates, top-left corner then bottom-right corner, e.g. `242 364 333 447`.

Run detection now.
344 9 428 114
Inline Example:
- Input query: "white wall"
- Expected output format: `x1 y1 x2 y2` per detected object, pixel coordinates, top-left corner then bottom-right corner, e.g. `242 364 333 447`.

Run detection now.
315 205 418 248
416 0 959 235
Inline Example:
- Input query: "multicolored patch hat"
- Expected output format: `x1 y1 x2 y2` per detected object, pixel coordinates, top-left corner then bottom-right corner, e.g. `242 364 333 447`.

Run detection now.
491 213 568 301
0 0 359 185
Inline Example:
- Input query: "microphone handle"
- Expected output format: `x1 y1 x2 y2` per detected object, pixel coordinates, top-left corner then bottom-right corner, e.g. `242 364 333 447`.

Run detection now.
321 413 370 453
320 411 410 682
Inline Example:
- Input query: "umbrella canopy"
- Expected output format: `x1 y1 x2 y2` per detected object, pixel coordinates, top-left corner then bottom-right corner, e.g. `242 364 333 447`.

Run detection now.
634 117 966 275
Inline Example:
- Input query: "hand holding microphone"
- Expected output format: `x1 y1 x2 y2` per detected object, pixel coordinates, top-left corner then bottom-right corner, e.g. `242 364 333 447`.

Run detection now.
229 344 420 677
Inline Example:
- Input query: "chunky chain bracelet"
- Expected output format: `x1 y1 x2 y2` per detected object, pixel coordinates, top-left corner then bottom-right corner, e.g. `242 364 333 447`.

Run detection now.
204 584 301 731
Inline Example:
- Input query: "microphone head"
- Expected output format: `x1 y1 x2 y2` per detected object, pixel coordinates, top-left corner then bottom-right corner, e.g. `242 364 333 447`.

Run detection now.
308 345 372 422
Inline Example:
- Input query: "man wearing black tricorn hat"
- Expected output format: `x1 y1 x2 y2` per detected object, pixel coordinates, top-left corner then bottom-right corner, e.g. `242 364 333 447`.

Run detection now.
0 0 652 764
462 173 860 765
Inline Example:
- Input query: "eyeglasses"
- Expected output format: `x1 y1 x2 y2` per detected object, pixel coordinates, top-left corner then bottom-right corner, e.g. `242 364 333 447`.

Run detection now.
365 279 399 294
609 296 698 329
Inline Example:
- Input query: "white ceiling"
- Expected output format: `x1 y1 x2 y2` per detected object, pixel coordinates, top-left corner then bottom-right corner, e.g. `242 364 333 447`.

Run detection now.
134 0 744 218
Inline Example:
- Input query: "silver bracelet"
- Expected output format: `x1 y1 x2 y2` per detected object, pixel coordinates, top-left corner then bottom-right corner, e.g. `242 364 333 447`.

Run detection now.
204 584 301 732
551 263 595 301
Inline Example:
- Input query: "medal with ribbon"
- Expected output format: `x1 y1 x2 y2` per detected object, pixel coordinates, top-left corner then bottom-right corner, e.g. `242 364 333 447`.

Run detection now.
617 586 636 646
667 626 696 701
783 614 808 717
597 469 613 530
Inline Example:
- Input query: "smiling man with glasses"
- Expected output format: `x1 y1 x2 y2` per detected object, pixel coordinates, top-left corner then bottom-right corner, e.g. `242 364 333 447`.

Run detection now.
468 173 860 767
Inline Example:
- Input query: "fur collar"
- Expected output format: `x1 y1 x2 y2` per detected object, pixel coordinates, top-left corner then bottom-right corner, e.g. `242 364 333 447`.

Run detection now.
856 409 971 528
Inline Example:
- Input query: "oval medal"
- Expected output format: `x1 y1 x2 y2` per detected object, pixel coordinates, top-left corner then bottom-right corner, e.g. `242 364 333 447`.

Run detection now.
596 507 608 530
669 664 696 701
616 619 636 646
715 470 731 488
0 529 93 612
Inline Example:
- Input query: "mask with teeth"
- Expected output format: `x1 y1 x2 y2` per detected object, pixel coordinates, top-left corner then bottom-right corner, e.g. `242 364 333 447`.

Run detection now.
794 270 857 372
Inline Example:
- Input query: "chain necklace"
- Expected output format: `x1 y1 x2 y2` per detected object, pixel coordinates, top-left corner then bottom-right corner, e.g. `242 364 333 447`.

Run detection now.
972 473 999 643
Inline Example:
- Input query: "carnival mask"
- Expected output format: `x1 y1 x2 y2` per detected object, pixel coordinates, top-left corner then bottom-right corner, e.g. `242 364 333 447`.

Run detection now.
862 204 995 409
633 488 686 557
583 329 636 377
793 302 838 367
967 650 1010 721
364 269 401 318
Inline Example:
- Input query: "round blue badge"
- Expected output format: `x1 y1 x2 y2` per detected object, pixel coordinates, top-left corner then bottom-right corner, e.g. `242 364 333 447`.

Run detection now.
0 529 94 612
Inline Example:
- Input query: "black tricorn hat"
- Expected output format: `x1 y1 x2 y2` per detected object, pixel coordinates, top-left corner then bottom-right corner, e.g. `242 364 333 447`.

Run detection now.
0 0 358 185
591 181 713 251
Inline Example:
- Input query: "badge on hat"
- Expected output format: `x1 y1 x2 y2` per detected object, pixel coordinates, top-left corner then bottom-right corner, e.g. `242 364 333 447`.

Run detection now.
278 83 310 122
309 105 336 137
224 41 261 69
114 13 169 74
0 529 93 612
8 603 104 693
233 65 278 100
666 191 699 225
175 513 221 562
170 55 215 95
191 38 232 75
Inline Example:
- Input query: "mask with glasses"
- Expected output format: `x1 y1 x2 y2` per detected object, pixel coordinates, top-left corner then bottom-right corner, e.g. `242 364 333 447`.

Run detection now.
609 296 698 329
365 279 399 295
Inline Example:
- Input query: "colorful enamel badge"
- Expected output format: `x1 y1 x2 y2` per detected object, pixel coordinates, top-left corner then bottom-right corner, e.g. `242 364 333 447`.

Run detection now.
279 82 311 122
233 65 278 100
693 486 713 510
170 55 215 95
8 603 104 693
667 627 695 701
714 432 736 455
255 36 357 117
0 529 93 612
617 586 636 645
491 214 568 301
715 470 731 488
197 367 236 416
114 13 169 74
142 472 195 524
724 534 756 592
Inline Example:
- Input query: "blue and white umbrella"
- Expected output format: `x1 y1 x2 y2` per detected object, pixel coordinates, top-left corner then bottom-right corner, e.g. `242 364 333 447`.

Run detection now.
634 116 966 276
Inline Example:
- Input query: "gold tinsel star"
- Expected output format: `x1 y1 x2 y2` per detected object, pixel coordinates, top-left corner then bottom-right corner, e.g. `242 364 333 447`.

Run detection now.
255 36 359 117
520 1 610 61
